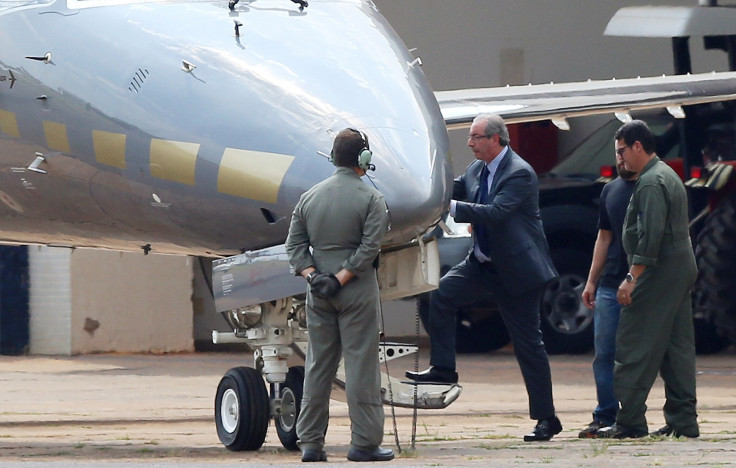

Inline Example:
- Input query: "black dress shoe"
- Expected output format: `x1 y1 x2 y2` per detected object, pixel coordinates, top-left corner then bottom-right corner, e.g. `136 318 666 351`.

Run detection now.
347 446 395 462
650 424 699 438
597 423 647 439
523 416 562 441
301 449 327 462
404 366 458 384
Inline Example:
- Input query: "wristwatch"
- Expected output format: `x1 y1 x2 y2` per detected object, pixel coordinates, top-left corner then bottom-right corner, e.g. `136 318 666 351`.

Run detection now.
306 271 319 284
625 272 636 283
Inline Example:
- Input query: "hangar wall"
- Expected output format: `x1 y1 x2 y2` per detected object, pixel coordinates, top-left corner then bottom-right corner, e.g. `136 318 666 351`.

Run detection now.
28 247 193 355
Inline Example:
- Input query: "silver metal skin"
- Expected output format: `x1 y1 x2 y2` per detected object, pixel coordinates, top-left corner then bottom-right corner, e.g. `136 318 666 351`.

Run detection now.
0 0 452 256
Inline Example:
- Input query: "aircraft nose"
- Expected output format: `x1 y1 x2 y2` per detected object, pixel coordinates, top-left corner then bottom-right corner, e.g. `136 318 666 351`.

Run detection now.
365 125 452 244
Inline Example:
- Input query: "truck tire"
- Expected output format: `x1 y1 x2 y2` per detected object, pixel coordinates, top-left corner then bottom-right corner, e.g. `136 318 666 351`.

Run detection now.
417 294 510 353
539 248 594 354
694 192 736 345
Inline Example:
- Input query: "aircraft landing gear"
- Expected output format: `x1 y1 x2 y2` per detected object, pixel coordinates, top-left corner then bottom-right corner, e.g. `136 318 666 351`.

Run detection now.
210 240 458 451
212 297 307 452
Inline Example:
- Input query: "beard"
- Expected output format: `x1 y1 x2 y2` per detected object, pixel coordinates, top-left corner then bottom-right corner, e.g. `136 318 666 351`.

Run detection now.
617 164 637 180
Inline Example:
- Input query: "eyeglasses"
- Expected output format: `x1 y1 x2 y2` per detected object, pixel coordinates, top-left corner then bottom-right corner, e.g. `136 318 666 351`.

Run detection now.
616 145 629 157
468 134 492 142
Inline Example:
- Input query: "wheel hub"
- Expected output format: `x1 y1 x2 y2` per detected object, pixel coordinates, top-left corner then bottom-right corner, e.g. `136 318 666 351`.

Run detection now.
278 388 297 431
544 273 592 334
221 388 239 433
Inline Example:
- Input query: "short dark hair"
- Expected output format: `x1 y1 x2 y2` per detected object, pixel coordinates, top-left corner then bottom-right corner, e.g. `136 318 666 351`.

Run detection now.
331 128 367 167
476 113 510 146
614 120 655 154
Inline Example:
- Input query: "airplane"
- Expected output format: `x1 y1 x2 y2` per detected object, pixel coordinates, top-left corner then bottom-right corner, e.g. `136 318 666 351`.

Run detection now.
3 0 736 453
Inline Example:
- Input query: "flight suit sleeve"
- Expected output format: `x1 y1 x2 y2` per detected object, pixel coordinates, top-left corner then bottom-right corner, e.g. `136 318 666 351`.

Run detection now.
630 184 666 267
285 199 315 275
342 194 389 276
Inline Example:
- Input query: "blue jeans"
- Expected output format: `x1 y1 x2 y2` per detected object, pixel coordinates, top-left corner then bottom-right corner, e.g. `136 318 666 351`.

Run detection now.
592 286 620 425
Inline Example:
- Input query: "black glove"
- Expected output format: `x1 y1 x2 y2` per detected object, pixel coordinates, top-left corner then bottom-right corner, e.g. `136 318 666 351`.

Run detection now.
310 273 341 299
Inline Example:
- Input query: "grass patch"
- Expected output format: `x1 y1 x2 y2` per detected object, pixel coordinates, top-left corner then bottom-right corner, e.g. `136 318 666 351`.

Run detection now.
582 440 609 458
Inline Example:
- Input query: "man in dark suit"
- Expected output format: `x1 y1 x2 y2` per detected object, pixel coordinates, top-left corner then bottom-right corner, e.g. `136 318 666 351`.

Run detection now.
406 113 562 441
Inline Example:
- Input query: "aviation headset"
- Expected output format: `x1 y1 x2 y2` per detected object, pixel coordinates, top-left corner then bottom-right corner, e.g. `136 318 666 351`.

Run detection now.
330 128 374 171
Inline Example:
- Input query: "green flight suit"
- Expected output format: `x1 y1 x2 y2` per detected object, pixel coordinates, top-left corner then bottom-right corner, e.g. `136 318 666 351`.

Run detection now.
285 166 389 452
617 156 699 435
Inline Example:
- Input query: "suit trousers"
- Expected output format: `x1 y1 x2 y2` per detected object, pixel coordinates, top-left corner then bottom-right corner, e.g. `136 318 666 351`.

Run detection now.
296 281 384 452
427 254 556 420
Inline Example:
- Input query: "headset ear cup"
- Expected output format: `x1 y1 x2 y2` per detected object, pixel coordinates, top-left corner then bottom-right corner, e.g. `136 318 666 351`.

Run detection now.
357 148 372 170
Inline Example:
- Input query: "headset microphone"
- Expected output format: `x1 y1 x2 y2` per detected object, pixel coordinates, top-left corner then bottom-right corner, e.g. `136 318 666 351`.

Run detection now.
352 128 374 171
328 128 375 171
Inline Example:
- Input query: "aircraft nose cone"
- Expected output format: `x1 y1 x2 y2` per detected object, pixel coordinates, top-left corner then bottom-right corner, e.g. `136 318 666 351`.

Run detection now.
366 126 452 244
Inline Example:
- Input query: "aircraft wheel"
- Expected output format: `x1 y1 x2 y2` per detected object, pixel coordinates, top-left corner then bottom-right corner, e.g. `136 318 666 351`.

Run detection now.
275 365 305 451
215 366 270 451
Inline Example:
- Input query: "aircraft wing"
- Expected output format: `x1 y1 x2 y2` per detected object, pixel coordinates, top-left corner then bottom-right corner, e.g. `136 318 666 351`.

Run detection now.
436 71 736 130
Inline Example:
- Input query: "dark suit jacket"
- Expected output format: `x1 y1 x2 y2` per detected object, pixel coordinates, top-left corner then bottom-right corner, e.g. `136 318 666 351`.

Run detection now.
453 148 558 296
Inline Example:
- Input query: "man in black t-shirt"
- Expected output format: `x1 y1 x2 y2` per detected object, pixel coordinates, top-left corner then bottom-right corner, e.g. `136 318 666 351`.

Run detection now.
578 157 637 438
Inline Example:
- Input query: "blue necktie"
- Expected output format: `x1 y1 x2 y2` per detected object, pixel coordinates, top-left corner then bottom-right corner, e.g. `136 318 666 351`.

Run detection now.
475 165 490 257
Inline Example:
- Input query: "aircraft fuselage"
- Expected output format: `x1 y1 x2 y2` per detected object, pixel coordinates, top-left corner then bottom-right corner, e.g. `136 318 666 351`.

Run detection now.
0 0 451 256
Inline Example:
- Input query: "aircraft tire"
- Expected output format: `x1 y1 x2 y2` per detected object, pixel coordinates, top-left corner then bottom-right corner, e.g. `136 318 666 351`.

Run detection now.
215 366 270 451
694 192 736 345
275 365 305 451
540 247 594 354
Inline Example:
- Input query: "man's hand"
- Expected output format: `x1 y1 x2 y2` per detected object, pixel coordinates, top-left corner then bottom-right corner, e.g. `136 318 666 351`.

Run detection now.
310 273 342 299
617 280 635 306
581 282 596 310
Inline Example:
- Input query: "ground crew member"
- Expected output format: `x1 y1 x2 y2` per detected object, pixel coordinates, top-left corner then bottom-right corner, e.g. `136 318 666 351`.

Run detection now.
285 128 394 462
598 120 699 439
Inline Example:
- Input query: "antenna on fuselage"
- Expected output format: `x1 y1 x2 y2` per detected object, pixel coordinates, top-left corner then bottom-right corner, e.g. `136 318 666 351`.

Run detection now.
291 0 308 11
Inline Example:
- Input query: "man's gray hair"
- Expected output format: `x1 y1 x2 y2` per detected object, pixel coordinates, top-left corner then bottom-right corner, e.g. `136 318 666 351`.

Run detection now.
475 113 510 146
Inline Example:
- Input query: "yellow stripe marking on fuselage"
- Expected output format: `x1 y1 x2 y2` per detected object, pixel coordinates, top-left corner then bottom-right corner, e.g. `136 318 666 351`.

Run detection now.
150 138 199 185
43 121 71 153
218 148 294 204
0 110 20 138
93 130 127 169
